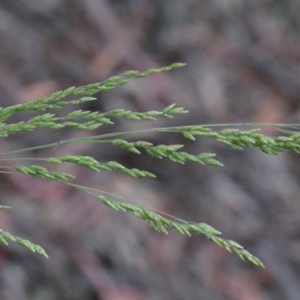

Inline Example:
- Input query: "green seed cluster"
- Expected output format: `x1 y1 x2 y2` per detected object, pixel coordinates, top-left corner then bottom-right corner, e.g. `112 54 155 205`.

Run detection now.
160 126 300 154
15 165 75 181
0 229 48 258
98 195 264 267
46 155 156 178
112 139 223 166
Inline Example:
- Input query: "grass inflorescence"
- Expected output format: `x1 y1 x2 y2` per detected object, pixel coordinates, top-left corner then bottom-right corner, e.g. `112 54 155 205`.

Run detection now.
2 62 298 266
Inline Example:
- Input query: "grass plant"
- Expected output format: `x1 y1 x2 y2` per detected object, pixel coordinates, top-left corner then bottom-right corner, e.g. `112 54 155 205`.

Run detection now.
2 63 298 267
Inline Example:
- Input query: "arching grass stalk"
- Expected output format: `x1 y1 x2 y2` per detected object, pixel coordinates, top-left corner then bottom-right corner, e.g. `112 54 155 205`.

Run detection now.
1 62 298 266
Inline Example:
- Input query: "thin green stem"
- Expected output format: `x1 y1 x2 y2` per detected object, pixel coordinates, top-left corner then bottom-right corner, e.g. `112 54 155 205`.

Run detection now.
0 129 156 158
159 123 300 130
66 182 202 225
0 140 70 158
0 170 15 174
0 157 43 162
0 122 298 158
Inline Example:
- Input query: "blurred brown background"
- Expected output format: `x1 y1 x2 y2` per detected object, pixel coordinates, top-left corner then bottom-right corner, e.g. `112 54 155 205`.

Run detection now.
1 1 300 299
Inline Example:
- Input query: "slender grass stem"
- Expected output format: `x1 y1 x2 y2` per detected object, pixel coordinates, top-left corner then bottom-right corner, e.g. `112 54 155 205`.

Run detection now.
0 122 299 158
66 182 212 226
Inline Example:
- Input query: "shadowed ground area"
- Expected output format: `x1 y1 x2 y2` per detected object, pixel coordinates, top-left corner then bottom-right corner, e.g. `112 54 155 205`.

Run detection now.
1 1 300 299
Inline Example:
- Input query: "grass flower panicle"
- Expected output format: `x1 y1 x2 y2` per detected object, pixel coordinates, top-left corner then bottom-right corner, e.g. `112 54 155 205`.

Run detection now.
2 63 298 267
